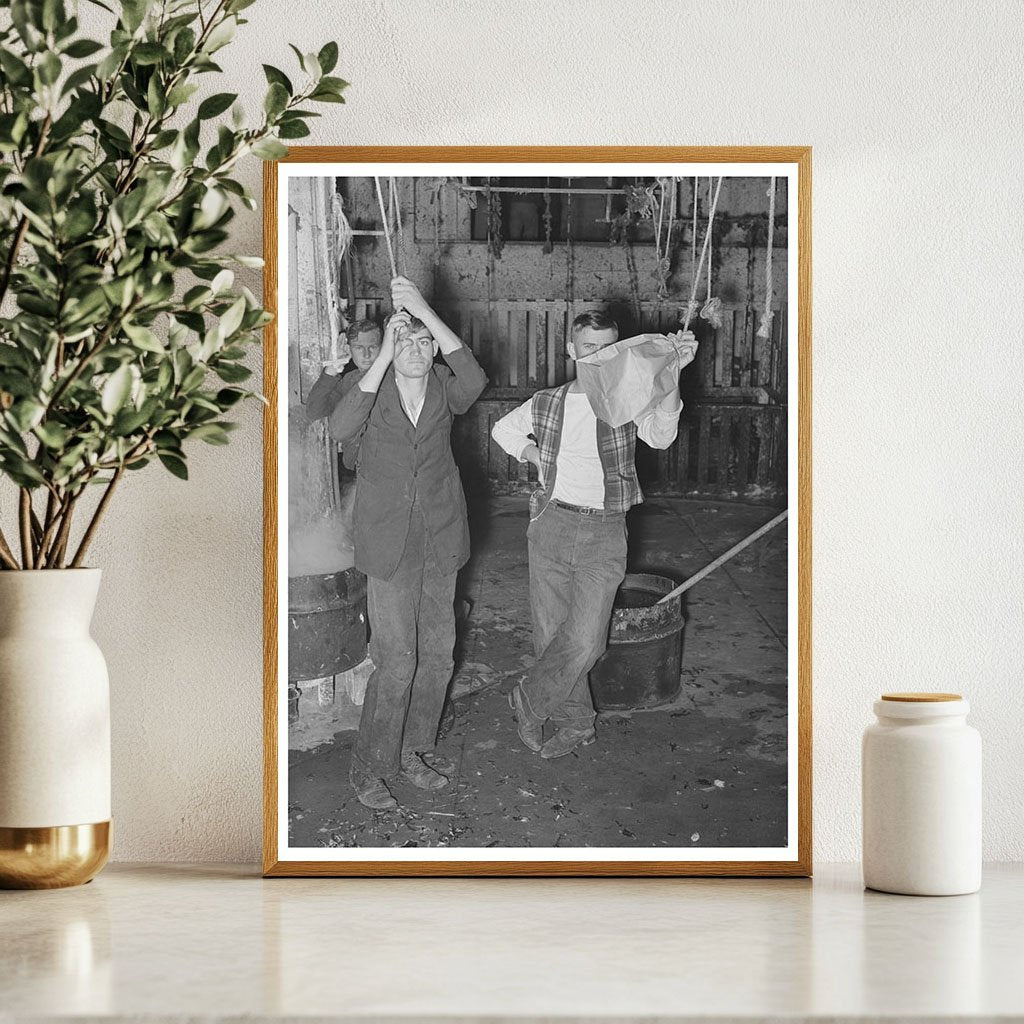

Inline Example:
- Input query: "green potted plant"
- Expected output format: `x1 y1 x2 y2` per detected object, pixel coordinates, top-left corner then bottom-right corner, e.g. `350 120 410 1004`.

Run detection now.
0 0 345 887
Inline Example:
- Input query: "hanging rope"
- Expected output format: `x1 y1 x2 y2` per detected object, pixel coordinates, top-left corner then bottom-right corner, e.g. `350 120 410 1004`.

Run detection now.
653 177 676 299
666 176 676 267
373 175 397 280
685 176 698 323
662 177 676 297
651 177 664 295
654 177 665 260
663 176 671 256
330 192 353 344
331 193 353 281
700 176 724 330
681 175 723 332
706 179 713 300
433 178 443 267
757 177 777 340
389 176 407 276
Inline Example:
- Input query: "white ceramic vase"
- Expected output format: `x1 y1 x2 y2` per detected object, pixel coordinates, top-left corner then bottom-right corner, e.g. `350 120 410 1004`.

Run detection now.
0 569 111 888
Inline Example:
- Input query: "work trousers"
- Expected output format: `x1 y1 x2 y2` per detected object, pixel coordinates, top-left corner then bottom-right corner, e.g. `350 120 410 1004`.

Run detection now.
350 505 457 782
522 503 627 730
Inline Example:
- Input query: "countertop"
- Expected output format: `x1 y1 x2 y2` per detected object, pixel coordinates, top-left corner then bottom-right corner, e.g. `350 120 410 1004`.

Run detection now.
2 863 1022 1021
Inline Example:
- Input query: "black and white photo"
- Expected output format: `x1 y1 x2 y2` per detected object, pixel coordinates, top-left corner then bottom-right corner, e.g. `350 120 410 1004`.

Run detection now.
264 150 811 876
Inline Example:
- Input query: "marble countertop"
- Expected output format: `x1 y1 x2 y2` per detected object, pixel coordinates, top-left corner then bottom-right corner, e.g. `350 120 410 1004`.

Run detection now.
2 862 1022 1021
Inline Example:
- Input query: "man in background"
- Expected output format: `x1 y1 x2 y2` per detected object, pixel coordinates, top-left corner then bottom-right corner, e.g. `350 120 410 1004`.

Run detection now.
305 318 382 470
491 310 696 759
331 277 487 810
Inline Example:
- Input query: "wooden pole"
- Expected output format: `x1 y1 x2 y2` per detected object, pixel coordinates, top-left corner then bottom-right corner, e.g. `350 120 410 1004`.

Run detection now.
656 509 788 604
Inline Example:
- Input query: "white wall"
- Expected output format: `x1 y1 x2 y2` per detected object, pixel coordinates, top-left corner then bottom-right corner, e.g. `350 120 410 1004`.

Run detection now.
73 0 1024 862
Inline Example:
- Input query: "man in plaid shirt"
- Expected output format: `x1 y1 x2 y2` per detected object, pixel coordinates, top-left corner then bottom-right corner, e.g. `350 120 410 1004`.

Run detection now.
492 311 696 759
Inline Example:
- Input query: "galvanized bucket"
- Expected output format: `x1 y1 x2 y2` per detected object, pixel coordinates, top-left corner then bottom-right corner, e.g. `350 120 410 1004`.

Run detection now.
589 573 684 710
287 567 368 683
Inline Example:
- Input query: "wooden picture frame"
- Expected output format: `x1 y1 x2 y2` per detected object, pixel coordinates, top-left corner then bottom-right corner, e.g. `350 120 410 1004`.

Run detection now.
263 147 812 877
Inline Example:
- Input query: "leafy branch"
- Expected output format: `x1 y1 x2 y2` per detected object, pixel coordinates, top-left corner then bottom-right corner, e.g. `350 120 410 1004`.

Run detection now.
0 0 347 568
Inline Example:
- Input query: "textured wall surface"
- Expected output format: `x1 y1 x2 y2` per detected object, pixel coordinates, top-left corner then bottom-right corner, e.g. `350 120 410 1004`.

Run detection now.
64 0 1024 862
341 175 788 307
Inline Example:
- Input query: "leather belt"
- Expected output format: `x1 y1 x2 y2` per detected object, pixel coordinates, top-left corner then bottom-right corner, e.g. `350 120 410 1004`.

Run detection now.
551 498 607 516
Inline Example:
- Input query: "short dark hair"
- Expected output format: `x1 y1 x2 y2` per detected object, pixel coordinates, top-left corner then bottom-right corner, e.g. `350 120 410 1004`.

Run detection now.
570 310 618 342
345 317 381 344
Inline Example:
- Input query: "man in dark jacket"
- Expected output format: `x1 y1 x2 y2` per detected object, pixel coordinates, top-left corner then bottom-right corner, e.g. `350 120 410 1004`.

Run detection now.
330 277 487 810
305 318 383 420
305 318 382 471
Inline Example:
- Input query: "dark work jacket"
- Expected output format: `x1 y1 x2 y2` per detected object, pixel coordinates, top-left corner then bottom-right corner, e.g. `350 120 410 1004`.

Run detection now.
306 367 364 421
329 347 487 580
306 368 366 470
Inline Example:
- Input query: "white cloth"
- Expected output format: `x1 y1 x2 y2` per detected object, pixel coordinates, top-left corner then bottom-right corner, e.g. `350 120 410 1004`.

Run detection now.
575 332 692 428
491 386 683 509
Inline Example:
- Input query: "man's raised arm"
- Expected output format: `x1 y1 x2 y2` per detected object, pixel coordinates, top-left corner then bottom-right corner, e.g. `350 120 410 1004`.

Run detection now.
305 348 352 421
635 330 697 450
391 276 487 413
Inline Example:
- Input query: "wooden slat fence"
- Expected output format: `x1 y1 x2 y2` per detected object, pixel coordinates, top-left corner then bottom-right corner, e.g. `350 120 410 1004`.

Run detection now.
460 401 787 497
352 296 789 498
435 298 787 399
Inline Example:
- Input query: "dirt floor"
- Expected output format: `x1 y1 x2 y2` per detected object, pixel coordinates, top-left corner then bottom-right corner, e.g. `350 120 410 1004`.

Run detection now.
288 495 789 850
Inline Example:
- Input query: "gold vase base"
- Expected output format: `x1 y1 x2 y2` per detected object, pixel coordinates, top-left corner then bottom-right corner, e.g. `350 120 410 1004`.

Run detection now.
0 821 110 889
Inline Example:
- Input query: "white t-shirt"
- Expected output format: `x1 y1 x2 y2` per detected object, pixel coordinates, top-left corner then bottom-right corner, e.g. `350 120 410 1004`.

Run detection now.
550 392 604 507
396 380 426 425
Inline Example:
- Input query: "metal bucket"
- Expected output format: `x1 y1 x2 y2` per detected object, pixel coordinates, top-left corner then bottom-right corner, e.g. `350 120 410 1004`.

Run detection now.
288 567 368 682
589 572 684 710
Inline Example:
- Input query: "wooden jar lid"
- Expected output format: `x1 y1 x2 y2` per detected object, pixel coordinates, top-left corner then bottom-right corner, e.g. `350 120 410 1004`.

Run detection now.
881 692 962 702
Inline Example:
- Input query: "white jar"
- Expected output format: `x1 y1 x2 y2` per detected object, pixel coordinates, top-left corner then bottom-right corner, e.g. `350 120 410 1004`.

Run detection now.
862 693 981 895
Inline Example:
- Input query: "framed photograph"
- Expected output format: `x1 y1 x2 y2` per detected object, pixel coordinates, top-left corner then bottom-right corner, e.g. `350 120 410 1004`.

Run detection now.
263 147 811 876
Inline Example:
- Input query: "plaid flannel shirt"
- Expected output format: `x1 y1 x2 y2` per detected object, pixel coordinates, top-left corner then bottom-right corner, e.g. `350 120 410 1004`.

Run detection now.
531 383 641 514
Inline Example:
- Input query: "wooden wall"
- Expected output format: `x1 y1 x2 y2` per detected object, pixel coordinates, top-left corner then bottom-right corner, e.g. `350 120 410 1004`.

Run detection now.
352 294 788 499
339 176 789 501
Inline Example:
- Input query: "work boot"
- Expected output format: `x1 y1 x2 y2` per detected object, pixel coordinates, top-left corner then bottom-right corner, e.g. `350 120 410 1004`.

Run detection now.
400 751 449 791
352 775 398 810
508 683 544 752
540 726 596 760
